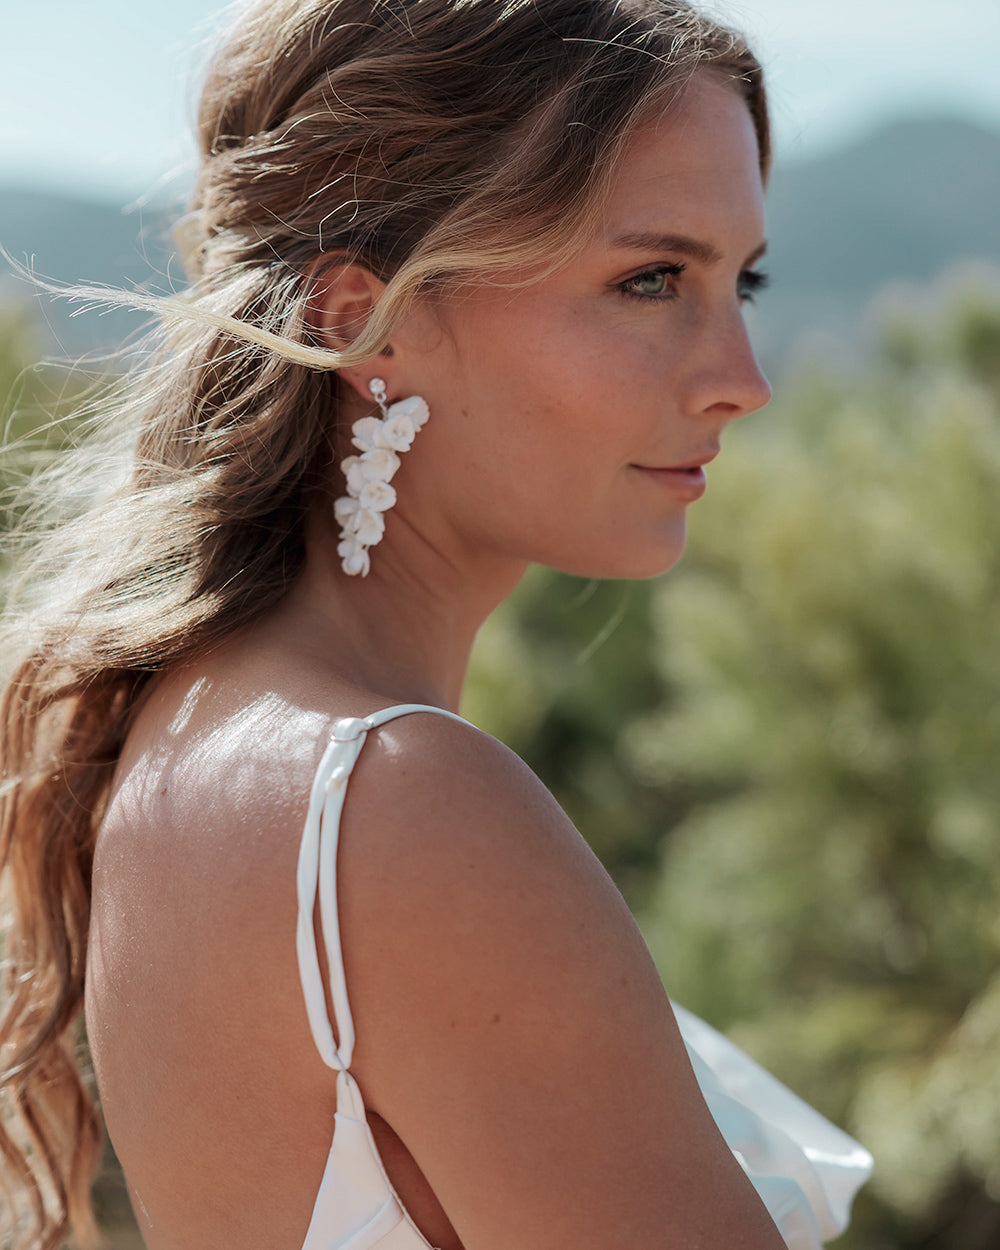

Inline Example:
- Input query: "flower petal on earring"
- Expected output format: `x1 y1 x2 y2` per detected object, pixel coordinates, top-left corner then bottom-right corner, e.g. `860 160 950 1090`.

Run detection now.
334 495 360 528
351 416 384 452
337 535 371 577
379 412 417 452
389 395 429 432
351 507 386 546
359 479 397 514
334 391 429 576
341 455 368 496
359 448 401 481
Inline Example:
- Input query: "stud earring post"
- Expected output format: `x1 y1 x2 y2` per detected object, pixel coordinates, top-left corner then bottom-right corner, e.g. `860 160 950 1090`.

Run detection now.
368 377 389 417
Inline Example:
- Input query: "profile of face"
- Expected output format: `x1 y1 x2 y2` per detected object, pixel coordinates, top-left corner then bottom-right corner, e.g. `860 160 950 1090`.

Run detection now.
340 72 771 583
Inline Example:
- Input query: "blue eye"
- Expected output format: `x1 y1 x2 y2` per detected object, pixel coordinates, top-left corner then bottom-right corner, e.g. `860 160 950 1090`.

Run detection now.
620 263 685 300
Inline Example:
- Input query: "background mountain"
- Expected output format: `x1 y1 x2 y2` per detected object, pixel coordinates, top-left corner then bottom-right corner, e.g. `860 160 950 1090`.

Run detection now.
753 116 1000 374
0 190 177 358
1 115 999 374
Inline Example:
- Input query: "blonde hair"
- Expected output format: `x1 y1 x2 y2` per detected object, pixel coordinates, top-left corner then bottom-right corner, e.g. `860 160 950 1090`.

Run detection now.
0 0 768 1244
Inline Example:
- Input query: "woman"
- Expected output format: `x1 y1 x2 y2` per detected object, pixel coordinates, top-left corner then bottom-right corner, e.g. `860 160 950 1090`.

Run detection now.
0 1 871 1247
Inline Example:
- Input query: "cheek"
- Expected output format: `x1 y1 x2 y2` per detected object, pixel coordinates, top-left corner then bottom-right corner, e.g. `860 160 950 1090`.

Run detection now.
435 294 671 514
446 313 584 455
494 311 629 449
548 299 678 434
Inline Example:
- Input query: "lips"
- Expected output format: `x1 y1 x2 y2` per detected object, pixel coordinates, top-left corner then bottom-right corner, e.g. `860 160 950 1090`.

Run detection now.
631 456 714 501
650 449 720 472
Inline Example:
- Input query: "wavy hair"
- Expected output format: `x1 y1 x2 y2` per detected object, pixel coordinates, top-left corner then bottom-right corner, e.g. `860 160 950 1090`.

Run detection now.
0 0 768 1244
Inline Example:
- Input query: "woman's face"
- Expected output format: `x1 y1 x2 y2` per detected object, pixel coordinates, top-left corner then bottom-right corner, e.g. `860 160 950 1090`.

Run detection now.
395 72 772 581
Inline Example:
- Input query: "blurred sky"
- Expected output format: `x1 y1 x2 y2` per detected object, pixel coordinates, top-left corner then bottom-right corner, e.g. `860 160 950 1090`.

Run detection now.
2 0 999 202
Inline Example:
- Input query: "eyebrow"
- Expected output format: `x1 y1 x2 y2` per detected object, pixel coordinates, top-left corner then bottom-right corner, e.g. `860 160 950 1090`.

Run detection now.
611 231 768 268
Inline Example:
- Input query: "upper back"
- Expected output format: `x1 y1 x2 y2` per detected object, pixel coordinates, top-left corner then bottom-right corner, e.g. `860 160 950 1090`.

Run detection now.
86 631 788 1250
86 645 347 1249
87 617 481 1250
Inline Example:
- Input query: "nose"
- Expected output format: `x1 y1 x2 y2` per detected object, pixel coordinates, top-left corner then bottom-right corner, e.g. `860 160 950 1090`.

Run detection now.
686 308 772 422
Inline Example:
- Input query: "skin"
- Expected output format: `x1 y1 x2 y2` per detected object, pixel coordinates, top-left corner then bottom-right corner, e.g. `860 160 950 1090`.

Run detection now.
86 74 783 1250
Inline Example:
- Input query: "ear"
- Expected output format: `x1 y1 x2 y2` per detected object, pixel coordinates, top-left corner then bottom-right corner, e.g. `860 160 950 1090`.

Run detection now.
308 259 386 346
307 260 391 404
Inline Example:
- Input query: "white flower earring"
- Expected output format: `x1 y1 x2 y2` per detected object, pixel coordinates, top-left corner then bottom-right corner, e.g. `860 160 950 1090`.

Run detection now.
334 376 430 576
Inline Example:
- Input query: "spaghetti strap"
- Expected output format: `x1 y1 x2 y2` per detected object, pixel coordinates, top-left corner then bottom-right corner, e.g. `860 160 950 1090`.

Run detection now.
292 702 871 1250
296 704 468 1074
295 704 467 1250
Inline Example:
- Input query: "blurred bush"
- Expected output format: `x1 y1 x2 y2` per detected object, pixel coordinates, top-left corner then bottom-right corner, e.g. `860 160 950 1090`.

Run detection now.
0 305 96 569
1 307 47 536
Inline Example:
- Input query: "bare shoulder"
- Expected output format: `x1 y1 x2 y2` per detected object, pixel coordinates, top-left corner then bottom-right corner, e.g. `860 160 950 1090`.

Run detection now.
93 690 782 1249
336 709 784 1249
341 708 634 981
347 708 608 884
340 704 663 1063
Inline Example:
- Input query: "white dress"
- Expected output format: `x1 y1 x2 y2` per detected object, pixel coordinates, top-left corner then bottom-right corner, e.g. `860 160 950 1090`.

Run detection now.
296 706 873 1250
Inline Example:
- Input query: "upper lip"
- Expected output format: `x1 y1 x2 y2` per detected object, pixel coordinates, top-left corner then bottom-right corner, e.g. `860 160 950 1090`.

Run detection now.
635 449 720 471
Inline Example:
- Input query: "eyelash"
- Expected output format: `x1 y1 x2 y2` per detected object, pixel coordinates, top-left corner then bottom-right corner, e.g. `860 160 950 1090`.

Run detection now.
618 263 771 304
738 268 770 303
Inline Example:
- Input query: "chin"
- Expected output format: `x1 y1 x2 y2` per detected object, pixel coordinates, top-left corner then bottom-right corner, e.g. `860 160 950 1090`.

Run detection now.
612 550 688 581
552 530 689 581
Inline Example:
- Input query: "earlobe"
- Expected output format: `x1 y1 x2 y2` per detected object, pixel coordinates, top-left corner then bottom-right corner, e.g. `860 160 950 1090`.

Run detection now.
307 260 387 354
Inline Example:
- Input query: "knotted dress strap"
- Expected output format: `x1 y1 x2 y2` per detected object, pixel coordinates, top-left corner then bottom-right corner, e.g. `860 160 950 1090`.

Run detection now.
296 704 469 1072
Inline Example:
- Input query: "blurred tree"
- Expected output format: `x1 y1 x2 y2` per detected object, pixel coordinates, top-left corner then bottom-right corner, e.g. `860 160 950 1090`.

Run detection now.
0 304 96 551
1 306 46 533
465 569 672 901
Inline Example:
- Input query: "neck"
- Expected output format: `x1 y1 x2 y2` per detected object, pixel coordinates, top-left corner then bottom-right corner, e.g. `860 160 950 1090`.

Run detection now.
269 509 527 712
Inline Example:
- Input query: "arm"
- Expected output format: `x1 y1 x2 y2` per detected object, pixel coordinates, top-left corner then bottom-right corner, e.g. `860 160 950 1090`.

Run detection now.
338 713 786 1250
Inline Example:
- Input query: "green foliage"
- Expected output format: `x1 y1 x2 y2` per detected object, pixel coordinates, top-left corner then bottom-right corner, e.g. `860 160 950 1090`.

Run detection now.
2 308 70 528
467 570 674 900
0 304 103 602
0 306 46 521
469 282 1000 1249
0 307 50 592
